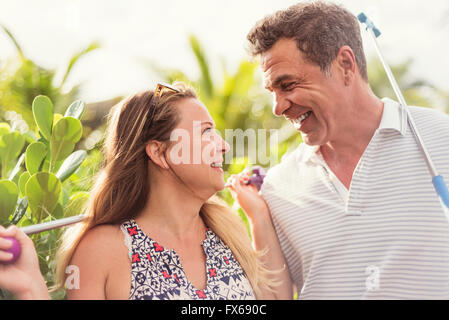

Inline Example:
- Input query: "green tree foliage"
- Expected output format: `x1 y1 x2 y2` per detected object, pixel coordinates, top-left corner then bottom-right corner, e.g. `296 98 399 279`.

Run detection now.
0 95 94 299
367 57 436 107
0 24 100 129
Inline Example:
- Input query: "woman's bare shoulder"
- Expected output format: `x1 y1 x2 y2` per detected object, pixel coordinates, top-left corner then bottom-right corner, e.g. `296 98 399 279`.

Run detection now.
67 223 129 299
76 224 123 251
71 224 128 264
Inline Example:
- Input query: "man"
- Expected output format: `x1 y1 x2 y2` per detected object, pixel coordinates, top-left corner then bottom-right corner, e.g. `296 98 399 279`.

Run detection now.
247 1 449 299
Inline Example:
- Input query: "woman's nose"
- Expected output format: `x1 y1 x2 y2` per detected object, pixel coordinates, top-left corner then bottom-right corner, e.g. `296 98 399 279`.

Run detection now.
214 131 230 154
221 137 230 154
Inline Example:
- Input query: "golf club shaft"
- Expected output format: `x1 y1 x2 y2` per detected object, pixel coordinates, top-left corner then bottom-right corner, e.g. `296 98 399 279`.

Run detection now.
20 168 262 235
20 215 86 235
366 27 438 178
359 13 449 209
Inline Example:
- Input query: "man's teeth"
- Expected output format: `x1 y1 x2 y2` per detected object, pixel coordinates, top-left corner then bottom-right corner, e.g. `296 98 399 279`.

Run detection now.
211 163 223 168
292 111 311 127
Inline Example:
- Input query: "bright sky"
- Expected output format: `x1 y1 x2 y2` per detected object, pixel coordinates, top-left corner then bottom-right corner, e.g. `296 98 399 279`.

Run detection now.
1 0 448 103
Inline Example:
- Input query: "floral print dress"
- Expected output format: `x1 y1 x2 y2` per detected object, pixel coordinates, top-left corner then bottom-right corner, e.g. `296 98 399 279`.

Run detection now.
120 219 256 300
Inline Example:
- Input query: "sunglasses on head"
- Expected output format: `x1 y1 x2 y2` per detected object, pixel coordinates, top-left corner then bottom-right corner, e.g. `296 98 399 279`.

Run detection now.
148 82 180 124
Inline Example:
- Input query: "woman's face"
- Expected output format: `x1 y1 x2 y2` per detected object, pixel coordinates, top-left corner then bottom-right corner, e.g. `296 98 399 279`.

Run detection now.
164 97 230 198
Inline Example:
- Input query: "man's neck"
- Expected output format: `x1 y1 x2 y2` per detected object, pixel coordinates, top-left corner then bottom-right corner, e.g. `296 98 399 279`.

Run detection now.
320 90 384 189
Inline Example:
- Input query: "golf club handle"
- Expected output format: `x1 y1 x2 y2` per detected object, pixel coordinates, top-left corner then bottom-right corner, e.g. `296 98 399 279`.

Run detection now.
357 12 381 38
433 176 449 209
20 215 86 235
358 14 407 106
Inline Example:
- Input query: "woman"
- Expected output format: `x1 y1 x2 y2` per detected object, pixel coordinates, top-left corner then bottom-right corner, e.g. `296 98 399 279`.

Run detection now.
0 82 291 300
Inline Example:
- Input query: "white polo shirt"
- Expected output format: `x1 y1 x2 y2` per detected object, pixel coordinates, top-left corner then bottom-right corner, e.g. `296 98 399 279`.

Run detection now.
261 98 449 299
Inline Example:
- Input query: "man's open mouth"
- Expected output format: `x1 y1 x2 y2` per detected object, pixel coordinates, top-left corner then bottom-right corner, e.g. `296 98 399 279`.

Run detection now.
291 111 312 129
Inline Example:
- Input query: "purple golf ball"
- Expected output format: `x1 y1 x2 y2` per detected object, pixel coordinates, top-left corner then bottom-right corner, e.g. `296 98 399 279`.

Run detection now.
245 166 266 191
251 166 266 177
3 237 21 264
247 176 263 190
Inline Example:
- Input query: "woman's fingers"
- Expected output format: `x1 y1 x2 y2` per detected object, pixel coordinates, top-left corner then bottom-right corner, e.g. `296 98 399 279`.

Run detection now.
0 225 17 255
227 173 258 195
0 250 14 262
226 175 242 194
8 226 32 250
226 168 262 195
0 237 13 250
0 225 17 237
230 174 244 186
226 174 237 190
0 226 19 262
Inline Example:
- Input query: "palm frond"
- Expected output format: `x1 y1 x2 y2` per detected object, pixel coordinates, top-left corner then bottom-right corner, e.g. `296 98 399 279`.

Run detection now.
0 23 24 59
189 34 213 99
60 41 101 86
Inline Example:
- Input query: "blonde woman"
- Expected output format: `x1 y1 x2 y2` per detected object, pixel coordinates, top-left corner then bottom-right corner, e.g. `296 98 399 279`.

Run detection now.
0 82 291 300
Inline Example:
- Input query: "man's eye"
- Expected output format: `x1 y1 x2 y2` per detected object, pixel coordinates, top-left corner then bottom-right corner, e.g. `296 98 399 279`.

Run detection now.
281 82 296 91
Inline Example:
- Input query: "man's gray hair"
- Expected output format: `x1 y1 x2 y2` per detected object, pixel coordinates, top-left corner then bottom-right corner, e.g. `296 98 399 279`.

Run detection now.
247 1 368 81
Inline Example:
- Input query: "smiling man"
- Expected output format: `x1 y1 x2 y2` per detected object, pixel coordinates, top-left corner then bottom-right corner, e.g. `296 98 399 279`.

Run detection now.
247 2 449 299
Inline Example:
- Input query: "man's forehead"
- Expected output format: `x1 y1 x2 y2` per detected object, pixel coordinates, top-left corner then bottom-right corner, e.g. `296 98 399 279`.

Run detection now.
261 53 311 90
261 38 301 63
261 53 281 89
262 72 272 89
260 45 300 84
260 50 274 72
261 51 304 89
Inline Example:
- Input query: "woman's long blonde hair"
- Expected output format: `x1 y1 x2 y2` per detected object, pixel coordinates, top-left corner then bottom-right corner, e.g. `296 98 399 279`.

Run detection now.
55 82 276 298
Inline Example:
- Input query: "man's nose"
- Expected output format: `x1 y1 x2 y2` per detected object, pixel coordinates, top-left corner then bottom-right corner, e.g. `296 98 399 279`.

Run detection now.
272 92 290 117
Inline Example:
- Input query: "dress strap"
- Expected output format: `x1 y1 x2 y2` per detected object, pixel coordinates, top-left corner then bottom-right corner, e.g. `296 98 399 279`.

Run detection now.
120 220 136 262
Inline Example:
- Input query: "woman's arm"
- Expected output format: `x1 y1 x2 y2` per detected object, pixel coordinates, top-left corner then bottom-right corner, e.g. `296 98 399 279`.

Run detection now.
0 224 118 300
227 171 293 300
0 225 50 300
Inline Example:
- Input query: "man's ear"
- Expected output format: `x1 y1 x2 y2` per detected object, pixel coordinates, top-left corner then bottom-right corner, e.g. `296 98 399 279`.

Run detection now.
335 45 356 86
145 140 169 170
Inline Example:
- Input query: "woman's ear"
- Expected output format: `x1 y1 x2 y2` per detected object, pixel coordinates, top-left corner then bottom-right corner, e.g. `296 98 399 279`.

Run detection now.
145 141 169 170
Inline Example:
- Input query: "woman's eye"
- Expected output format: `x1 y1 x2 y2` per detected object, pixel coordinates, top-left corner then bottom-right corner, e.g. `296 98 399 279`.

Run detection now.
203 127 212 134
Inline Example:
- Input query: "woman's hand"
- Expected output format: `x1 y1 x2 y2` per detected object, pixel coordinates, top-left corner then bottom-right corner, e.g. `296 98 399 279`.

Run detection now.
226 169 270 223
227 169 293 299
0 225 50 299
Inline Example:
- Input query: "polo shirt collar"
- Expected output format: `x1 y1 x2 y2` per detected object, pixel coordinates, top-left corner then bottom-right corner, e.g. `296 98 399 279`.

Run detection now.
295 143 320 165
296 97 407 164
378 97 407 136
